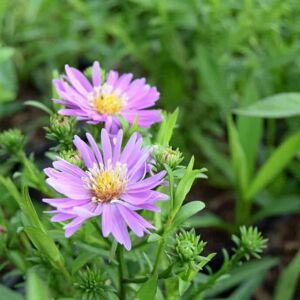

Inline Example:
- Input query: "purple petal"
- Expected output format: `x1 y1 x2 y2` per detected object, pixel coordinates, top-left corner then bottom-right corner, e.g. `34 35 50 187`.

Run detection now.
101 129 112 168
46 178 90 200
119 132 138 163
43 198 89 208
112 130 123 165
102 204 112 237
50 213 75 222
65 65 92 95
92 61 101 87
110 205 131 250
106 70 119 87
86 133 103 166
53 159 86 178
73 135 97 168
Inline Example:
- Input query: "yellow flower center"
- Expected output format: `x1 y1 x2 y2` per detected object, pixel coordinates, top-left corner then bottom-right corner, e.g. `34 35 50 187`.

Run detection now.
85 162 127 203
94 93 124 115
90 85 127 115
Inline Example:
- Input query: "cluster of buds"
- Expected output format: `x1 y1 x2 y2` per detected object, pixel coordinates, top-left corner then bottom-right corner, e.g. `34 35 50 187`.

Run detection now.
152 145 183 172
175 229 206 267
44 114 77 151
232 226 268 260
0 129 25 157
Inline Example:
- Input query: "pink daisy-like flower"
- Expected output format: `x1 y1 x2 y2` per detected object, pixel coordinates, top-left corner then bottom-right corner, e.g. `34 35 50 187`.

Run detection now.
43 129 167 250
53 61 162 131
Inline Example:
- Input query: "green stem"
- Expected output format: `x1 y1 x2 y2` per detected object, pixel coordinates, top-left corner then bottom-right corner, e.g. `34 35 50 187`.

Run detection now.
152 238 166 275
151 212 176 275
186 251 244 300
124 263 183 284
117 246 127 300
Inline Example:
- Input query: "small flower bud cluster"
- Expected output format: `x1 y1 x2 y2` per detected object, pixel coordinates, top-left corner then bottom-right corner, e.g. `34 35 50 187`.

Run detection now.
152 145 183 171
45 114 77 151
175 229 206 264
74 267 113 300
0 129 25 156
232 226 268 260
59 149 83 168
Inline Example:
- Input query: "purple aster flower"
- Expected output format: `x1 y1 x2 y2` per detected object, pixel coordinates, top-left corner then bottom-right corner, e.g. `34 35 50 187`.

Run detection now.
53 61 162 132
43 129 167 250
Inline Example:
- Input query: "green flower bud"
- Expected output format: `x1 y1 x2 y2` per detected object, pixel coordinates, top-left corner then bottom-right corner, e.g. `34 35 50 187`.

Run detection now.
175 229 206 263
45 114 76 150
232 226 268 260
74 267 113 300
0 129 25 156
152 145 183 171
59 149 83 168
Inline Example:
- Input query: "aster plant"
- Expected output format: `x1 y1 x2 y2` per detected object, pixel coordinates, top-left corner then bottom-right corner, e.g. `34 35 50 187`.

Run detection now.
0 62 270 300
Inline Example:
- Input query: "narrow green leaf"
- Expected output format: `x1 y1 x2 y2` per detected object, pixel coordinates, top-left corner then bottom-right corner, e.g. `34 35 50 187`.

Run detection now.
188 213 233 232
237 79 262 177
24 226 63 267
228 273 266 300
227 116 248 197
156 108 179 146
252 195 300 222
192 130 234 184
0 285 23 300
206 257 278 297
274 250 300 300
137 273 158 300
26 270 50 300
234 93 300 118
246 131 300 200
196 45 231 113
71 252 97 275
173 157 199 212
171 201 205 230
24 100 53 115
0 178 44 231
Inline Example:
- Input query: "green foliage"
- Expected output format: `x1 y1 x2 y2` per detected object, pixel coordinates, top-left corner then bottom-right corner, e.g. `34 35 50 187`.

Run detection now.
0 47 17 103
171 201 205 230
274 250 300 300
246 131 300 200
0 285 23 300
0 129 25 157
137 273 158 300
234 93 300 118
156 109 179 147
204 257 278 298
26 270 50 300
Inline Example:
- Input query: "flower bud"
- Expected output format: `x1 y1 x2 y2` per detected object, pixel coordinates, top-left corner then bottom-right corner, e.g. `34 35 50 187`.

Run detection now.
74 267 112 300
232 226 268 260
0 129 25 156
45 114 76 150
175 229 206 263
152 145 183 171
59 149 83 168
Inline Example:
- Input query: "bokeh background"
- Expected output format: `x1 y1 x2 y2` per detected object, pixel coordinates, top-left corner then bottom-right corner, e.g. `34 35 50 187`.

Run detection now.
1 1 300 299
